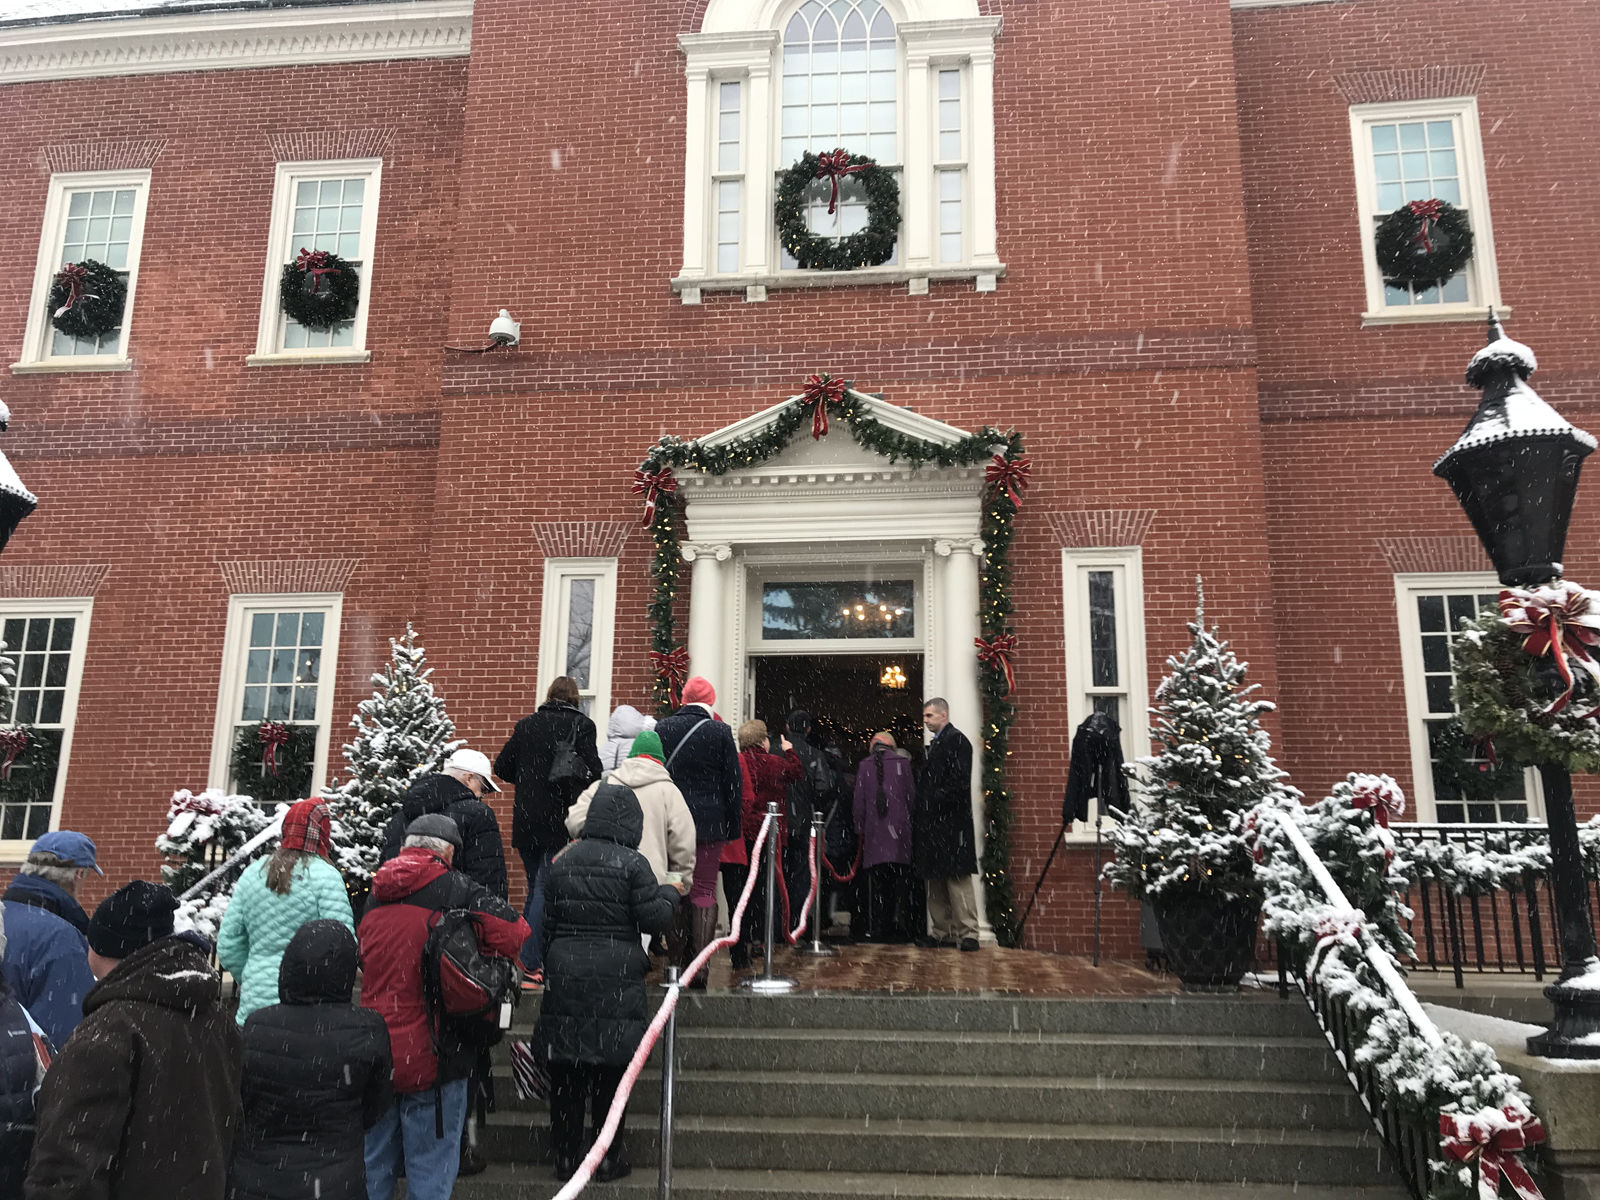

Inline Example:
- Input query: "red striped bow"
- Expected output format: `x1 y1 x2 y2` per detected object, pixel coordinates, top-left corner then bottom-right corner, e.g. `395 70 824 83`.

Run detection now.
985 454 1032 505
294 248 342 294
814 149 866 216
1440 1106 1547 1200
51 263 96 318
1349 773 1405 828
1499 582 1600 717
259 721 290 776
631 466 677 526
650 648 690 707
802 373 845 440
0 727 28 781
975 633 1018 696
1407 199 1445 254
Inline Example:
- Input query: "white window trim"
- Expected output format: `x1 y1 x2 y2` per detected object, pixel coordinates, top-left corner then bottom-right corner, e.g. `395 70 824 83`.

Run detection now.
1348 97 1504 326
247 159 381 365
538 559 618 723
1061 547 1148 843
12 170 151 373
1393 572 1542 822
673 13 1002 302
0 597 94 860
208 593 344 796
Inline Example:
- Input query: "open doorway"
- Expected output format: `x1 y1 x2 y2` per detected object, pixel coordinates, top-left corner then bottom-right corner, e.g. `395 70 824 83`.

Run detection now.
750 653 924 771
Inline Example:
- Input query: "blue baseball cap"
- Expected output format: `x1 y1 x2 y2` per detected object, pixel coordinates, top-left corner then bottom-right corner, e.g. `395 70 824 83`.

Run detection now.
30 830 104 876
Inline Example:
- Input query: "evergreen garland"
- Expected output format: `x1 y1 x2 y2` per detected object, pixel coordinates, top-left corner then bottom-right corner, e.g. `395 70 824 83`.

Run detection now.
279 249 361 331
1374 199 1474 290
229 721 318 808
636 374 1026 943
775 151 900 272
47 260 127 341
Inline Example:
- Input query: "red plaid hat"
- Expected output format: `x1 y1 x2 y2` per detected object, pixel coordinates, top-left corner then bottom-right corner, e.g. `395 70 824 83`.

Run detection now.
281 799 332 859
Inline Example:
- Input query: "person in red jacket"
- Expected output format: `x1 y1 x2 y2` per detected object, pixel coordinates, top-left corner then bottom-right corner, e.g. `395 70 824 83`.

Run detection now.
737 720 804 951
357 814 529 1200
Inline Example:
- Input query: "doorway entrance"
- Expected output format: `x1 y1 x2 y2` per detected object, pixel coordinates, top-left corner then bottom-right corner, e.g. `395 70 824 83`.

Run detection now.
750 653 924 770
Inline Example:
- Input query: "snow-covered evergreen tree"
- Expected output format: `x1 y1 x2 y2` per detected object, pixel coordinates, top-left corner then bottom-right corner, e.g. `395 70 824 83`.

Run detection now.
1105 580 1300 902
324 624 461 885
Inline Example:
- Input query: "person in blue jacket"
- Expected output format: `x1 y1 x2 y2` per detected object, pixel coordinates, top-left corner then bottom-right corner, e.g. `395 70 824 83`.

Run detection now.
0 830 99 1049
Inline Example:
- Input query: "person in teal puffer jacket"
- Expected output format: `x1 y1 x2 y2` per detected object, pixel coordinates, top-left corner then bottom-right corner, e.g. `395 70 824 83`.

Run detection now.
218 798 354 1025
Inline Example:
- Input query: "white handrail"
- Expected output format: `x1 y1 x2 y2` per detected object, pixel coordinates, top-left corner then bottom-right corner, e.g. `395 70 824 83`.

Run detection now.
1266 807 1445 1050
177 810 285 902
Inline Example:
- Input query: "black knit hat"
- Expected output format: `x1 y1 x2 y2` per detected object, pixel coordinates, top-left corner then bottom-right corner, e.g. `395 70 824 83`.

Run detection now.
88 880 178 959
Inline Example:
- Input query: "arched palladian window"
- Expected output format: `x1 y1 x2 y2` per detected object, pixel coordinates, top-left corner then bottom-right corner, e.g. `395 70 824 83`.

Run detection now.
676 0 1001 302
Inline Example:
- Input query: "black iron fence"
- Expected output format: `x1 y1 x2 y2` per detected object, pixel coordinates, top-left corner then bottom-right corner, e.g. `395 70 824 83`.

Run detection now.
1393 822 1600 987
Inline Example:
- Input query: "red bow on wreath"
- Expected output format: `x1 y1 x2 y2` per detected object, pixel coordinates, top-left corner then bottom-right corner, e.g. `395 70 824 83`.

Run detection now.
1499 581 1600 717
801 373 845 440
1307 907 1365 978
258 721 290 777
1407 199 1445 254
1440 1106 1547 1200
650 648 690 707
814 149 865 216
0 727 28 781
1349 773 1406 828
51 263 97 318
293 248 343 295
631 466 677 526
985 454 1032 506
975 633 1018 696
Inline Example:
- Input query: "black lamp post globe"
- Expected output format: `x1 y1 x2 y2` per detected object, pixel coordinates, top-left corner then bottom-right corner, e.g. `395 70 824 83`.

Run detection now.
1435 312 1600 1059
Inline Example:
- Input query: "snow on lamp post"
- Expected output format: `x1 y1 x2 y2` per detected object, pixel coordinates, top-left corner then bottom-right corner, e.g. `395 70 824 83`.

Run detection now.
1434 311 1600 1058
0 402 37 556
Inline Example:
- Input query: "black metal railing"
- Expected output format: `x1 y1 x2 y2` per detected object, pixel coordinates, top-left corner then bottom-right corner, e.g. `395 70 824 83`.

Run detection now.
1393 822 1600 987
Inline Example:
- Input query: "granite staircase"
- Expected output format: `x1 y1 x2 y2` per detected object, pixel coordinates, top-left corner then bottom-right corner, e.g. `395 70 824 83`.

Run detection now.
459 992 1409 1200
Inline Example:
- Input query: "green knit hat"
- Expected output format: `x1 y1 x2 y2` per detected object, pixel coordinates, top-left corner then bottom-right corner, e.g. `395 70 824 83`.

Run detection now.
630 730 664 761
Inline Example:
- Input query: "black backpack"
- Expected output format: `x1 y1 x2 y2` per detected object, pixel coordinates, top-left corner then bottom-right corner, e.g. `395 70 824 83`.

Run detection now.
546 716 588 791
421 908 522 1023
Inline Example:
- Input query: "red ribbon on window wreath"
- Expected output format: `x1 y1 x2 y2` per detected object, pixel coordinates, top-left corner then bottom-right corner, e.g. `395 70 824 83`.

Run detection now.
1405 199 1445 254
293 248 343 295
0 727 29 781
258 721 291 776
813 149 866 216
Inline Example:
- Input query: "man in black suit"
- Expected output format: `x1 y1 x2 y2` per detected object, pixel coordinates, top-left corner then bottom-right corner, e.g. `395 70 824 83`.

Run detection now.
914 697 980 951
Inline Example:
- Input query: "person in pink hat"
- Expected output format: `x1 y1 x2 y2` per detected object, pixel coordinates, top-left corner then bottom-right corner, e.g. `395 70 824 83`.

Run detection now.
653 676 742 986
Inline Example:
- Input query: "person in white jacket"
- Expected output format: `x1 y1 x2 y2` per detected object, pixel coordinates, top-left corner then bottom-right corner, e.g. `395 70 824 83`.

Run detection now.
568 729 696 889
600 705 656 772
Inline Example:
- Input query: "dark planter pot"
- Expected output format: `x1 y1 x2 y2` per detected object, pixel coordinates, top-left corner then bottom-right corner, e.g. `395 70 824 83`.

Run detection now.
1151 889 1261 989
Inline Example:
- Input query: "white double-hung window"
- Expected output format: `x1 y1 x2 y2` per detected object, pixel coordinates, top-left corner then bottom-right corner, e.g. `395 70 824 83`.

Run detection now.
1349 98 1502 322
1061 548 1148 836
539 559 618 720
14 171 151 370
251 159 381 363
1394 574 1538 823
676 0 1001 300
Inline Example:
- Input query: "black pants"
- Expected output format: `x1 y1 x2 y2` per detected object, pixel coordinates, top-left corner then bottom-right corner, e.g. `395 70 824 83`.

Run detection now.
865 862 917 941
721 861 751 939
548 1063 626 1161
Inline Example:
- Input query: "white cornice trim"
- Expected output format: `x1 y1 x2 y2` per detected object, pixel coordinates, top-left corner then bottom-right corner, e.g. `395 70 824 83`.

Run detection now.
0 0 472 84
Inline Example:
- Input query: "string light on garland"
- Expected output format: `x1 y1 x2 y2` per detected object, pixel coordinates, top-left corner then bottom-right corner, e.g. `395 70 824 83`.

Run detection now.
634 372 1028 945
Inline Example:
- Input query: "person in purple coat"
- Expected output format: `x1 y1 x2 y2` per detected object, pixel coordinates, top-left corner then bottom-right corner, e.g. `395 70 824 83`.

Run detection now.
852 732 916 943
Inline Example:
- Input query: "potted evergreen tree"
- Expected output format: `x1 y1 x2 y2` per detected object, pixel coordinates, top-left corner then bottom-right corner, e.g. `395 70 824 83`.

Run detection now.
1105 583 1300 987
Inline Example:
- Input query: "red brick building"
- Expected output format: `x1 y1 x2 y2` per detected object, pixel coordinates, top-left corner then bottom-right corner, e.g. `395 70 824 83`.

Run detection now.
0 0 1594 956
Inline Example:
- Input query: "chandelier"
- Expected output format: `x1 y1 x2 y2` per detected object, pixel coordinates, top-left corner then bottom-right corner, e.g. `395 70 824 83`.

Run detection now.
880 664 907 689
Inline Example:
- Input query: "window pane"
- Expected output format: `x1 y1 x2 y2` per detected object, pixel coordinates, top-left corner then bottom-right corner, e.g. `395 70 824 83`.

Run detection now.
301 612 324 646
245 649 269 684
1088 571 1119 688
298 649 321 684
275 612 300 645
44 655 68 689
1091 695 1120 724
1421 634 1451 673
250 613 274 646
241 686 266 722
49 619 73 652
565 578 595 686
268 686 292 721
14 693 37 724
762 580 915 640
294 686 318 721
1416 594 1445 632
1446 594 1477 628
37 693 62 724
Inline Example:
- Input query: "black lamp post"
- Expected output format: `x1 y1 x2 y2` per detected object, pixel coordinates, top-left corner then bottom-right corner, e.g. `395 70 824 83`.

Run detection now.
0 405 35 557
1434 312 1600 1059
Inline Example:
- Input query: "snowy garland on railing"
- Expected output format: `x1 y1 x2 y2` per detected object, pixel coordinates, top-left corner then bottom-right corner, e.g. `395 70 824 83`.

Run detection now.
1255 775 1544 1200
1402 818 1600 896
634 373 1028 944
157 787 276 939
1453 582 1600 773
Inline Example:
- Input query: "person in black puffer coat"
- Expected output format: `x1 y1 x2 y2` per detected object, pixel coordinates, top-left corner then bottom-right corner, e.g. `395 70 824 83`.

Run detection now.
533 782 681 1184
227 920 392 1200
1 918 52 1200
378 749 508 899
495 677 603 976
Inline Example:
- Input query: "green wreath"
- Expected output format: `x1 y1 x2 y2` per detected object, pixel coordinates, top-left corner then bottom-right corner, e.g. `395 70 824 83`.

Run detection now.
1374 198 1474 289
1427 717 1528 808
230 720 319 808
775 150 900 271
279 249 361 331
1452 611 1600 773
47 260 127 341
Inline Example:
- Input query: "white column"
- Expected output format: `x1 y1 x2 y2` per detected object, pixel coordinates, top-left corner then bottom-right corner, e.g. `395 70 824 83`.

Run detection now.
680 66 711 280
684 542 732 703
969 46 1000 271
902 50 934 271
743 60 773 276
935 536 989 938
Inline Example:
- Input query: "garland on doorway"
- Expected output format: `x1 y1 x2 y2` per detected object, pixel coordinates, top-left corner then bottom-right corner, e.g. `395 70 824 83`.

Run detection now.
633 372 1029 945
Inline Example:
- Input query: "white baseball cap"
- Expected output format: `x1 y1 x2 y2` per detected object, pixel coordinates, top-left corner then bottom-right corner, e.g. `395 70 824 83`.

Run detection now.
443 747 501 792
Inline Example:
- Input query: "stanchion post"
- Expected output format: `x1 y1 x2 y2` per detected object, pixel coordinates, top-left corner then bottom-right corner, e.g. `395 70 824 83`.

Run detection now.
797 811 836 958
740 804 796 993
658 966 679 1200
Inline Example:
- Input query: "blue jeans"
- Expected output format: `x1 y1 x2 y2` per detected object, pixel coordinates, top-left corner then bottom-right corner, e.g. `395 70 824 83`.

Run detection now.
519 847 554 972
363 1079 468 1200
